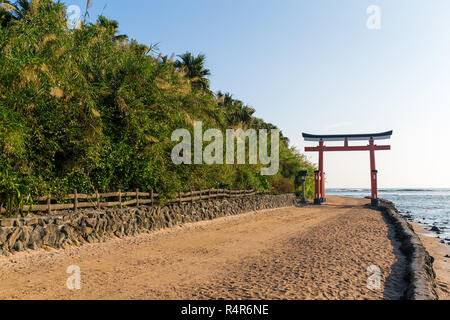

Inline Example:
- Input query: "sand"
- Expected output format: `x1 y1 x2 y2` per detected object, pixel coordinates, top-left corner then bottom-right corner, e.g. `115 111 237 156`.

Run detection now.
411 223 450 300
0 196 408 300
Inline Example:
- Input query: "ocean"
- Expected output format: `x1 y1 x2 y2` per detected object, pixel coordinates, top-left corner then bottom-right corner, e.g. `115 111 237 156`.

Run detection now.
327 188 450 242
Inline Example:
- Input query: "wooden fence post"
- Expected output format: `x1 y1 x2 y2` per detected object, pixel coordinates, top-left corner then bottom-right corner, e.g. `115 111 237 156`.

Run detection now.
73 189 78 212
136 188 140 207
179 192 182 205
208 189 212 200
150 189 154 206
190 188 194 204
47 194 51 215
95 189 100 209
118 189 122 209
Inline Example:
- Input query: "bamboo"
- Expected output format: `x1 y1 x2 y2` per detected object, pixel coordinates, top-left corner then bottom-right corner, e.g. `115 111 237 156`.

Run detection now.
46 203 75 211
122 199 137 206
121 192 137 197
98 201 121 208
68 193 92 200
99 192 120 198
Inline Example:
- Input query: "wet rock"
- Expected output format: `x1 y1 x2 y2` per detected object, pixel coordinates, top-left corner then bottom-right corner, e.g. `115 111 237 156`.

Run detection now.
30 225 44 247
430 226 441 232
0 219 15 227
13 240 24 252
0 228 11 245
42 224 58 246
13 219 23 227
7 228 22 248
82 225 93 236
24 218 39 226
18 226 31 245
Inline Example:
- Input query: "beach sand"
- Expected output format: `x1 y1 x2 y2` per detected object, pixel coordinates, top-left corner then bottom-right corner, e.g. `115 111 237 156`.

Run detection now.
412 223 450 300
0 196 408 300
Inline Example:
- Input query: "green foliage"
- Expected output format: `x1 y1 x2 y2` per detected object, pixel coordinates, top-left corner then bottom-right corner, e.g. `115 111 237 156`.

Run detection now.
272 176 295 194
0 1 316 215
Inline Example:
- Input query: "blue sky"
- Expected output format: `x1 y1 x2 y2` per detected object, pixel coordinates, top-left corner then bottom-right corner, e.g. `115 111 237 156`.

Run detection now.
63 0 450 188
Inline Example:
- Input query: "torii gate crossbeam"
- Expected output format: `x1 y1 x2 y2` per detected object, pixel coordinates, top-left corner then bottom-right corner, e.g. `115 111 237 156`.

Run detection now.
302 131 393 206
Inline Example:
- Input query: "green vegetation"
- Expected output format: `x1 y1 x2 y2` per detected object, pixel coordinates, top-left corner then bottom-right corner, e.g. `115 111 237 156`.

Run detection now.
0 0 315 216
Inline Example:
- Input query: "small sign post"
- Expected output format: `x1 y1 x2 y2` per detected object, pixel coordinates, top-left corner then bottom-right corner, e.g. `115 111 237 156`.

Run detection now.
297 170 309 204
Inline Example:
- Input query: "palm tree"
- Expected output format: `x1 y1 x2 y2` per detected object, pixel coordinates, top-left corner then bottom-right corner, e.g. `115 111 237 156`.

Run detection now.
240 105 256 125
97 15 128 44
0 0 32 26
216 91 234 108
174 52 211 91
216 91 255 126
1 0 90 27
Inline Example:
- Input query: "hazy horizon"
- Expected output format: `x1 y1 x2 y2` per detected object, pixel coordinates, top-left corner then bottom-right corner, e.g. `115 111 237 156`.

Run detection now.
327 187 450 190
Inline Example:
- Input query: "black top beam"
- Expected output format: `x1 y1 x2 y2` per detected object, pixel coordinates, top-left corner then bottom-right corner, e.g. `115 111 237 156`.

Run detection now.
302 130 393 142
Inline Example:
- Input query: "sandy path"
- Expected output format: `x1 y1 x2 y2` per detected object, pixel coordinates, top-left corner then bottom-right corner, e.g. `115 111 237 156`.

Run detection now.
0 196 407 300
412 223 450 300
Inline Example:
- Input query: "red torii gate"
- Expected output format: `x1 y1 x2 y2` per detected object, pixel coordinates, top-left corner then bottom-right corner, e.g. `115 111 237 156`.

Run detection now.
302 131 393 206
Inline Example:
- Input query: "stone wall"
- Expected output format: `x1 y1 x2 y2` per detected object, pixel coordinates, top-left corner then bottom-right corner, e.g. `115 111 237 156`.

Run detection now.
378 200 438 300
0 194 296 256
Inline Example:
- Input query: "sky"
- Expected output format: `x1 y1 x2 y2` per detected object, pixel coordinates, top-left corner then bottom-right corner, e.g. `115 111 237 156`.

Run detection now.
63 0 450 188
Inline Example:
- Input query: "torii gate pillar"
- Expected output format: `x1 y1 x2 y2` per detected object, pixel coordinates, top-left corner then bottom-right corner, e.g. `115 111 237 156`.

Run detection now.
318 141 325 203
303 131 392 207
369 139 379 206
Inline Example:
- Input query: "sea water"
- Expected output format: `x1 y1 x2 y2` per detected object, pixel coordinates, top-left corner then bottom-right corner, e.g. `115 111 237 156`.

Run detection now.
327 188 450 242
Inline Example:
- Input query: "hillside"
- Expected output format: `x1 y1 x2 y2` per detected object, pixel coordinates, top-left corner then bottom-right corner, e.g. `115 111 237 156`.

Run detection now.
0 0 315 216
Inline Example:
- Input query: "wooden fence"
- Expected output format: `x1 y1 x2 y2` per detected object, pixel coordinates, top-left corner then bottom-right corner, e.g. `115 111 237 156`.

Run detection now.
0 188 261 215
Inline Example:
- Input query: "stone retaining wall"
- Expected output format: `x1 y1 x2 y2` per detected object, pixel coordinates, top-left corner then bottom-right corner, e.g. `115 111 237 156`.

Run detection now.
0 194 296 256
378 200 438 300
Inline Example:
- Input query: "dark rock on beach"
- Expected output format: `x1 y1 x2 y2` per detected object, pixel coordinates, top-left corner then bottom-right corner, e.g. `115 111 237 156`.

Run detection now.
430 226 440 232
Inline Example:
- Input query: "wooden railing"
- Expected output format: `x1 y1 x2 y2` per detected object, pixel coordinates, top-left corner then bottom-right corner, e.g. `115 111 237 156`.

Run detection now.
0 188 261 215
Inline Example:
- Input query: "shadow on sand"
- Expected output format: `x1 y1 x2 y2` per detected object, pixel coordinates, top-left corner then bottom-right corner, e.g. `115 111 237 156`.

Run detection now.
380 212 408 300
